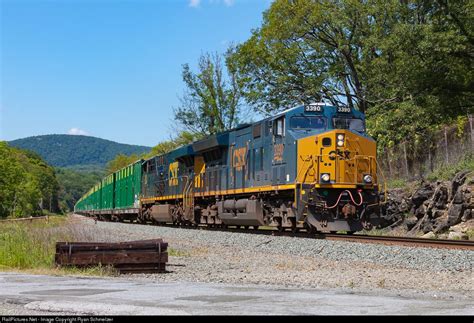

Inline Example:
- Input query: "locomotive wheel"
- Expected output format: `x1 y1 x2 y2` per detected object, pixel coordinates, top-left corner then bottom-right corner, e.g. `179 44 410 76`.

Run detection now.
253 226 259 230
243 226 249 230
290 218 298 233
305 223 316 234
346 231 355 235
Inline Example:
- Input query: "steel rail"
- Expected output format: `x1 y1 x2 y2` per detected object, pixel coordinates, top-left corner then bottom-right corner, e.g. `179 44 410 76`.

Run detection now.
78 214 474 251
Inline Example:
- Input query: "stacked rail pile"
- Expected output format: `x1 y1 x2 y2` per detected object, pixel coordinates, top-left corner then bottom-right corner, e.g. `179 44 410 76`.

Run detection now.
55 239 168 273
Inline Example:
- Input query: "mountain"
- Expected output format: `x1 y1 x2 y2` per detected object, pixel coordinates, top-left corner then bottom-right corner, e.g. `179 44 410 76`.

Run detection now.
9 135 151 168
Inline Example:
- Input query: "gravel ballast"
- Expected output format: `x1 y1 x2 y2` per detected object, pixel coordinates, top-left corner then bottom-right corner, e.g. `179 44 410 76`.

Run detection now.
70 215 473 299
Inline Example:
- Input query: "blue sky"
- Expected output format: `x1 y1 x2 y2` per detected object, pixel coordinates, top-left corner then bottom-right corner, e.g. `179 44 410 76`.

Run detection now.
0 0 271 146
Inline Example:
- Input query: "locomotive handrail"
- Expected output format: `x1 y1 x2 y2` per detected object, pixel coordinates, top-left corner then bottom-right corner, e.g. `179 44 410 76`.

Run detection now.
372 157 388 205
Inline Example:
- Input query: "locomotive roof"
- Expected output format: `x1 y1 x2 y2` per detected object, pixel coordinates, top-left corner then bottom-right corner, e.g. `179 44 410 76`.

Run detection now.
144 102 364 162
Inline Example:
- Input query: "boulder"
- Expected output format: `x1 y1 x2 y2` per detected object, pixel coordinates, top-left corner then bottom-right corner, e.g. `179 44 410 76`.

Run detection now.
414 205 426 219
446 203 465 226
450 170 470 200
421 232 436 239
380 170 473 236
411 184 434 209
404 217 418 231
461 209 472 222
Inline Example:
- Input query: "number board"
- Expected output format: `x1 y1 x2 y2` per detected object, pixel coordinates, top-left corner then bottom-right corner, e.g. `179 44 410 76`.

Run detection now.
337 106 352 113
304 104 324 113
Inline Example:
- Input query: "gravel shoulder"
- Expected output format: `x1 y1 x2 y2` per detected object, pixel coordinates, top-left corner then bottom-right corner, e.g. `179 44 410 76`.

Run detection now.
65 214 473 301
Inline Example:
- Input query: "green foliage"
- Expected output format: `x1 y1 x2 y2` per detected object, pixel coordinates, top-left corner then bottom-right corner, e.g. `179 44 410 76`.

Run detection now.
0 142 60 218
144 131 200 159
467 229 474 241
229 0 474 148
174 51 246 135
0 217 68 269
427 154 474 181
386 178 408 189
0 217 118 275
9 135 150 168
105 153 140 175
105 131 200 174
167 248 191 257
56 168 103 211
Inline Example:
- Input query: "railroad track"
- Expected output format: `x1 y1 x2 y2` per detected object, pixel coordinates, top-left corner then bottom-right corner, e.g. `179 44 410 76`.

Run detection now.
76 214 474 251
318 233 474 250
217 226 474 250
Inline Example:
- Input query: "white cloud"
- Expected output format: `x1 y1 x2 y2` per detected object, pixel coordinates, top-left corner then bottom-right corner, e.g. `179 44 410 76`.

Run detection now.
67 127 89 136
189 0 200 7
190 0 235 8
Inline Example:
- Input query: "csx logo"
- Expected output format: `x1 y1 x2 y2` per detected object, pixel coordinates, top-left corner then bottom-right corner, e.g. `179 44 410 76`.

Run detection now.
168 162 179 186
274 143 284 162
233 147 247 170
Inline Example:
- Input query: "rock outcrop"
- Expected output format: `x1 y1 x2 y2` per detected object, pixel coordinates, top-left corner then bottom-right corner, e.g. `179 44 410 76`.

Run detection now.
380 171 473 237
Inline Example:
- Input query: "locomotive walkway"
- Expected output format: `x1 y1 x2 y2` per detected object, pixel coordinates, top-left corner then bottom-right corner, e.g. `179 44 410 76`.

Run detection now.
0 272 472 315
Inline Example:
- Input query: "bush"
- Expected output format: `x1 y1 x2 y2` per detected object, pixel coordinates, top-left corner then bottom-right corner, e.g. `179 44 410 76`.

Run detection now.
427 155 474 181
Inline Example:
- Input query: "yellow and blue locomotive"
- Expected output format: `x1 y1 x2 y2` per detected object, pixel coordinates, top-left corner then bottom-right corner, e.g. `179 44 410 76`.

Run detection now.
76 103 381 233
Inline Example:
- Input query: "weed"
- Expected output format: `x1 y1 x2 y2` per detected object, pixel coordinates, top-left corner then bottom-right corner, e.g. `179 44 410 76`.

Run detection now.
467 229 474 241
0 215 117 275
427 155 474 182
377 279 386 288
168 248 191 257
386 178 408 189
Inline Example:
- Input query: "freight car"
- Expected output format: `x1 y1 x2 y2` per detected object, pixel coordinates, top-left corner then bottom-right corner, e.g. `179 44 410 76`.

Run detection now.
75 103 383 233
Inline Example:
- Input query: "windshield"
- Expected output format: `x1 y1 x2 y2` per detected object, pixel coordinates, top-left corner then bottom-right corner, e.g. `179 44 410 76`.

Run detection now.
290 116 326 130
333 118 365 133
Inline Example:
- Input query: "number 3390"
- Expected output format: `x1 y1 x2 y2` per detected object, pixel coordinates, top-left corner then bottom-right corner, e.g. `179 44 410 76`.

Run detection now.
337 107 351 113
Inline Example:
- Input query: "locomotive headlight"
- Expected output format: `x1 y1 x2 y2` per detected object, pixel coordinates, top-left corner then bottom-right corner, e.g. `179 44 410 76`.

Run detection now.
336 134 345 147
363 174 373 183
321 173 330 182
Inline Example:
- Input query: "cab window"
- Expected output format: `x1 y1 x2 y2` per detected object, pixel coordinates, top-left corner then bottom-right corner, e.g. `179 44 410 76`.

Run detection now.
290 116 326 130
333 118 365 133
273 117 285 137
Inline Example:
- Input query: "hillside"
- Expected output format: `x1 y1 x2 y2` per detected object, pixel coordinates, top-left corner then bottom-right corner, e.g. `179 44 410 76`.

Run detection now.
9 135 150 168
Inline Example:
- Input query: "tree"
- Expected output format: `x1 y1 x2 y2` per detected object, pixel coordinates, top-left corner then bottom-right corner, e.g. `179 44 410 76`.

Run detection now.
56 168 103 212
230 0 374 114
229 0 474 150
145 131 198 159
0 142 60 217
105 154 140 174
174 51 246 135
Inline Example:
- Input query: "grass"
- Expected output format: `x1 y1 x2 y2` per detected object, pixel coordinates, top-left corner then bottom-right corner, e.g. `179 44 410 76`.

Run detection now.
0 216 67 269
377 279 386 288
386 178 408 189
467 229 474 241
359 228 391 236
426 154 474 181
168 248 191 257
0 215 118 276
